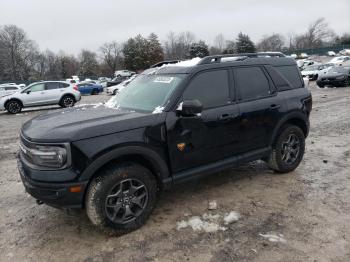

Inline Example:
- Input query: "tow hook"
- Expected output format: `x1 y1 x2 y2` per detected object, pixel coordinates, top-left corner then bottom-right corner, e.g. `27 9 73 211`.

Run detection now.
36 199 44 205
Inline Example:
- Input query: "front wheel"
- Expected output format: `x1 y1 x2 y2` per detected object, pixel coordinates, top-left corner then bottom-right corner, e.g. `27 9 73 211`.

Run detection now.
85 163 158 234
267 125 305 173
6 100 22 114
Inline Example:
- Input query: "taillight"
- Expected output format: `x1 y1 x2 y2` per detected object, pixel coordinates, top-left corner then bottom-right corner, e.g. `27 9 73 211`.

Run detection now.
73 85 78 91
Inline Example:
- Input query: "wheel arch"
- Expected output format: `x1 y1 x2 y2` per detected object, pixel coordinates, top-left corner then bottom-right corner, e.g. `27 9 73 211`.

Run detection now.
4 98 23 108
270 112 309 145
79 145 170 189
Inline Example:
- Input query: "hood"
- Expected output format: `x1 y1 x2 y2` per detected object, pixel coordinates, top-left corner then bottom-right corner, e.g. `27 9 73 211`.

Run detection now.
21 104 160 142
320 72 347 79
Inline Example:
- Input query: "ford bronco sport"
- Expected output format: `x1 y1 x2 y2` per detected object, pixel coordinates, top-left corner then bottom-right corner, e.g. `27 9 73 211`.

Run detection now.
18 53 312 234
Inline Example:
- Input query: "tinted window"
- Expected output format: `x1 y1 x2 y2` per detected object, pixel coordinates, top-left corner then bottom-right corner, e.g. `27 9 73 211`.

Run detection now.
5 86 18 90
183 70 229 109
60 83 70 88
235 67 271 100
29 83 45 92
45 82 60 90
275 65 303 89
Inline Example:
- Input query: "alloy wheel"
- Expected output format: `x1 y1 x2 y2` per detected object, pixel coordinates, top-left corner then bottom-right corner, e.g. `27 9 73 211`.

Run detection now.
105 178 148 224
281 133 300 164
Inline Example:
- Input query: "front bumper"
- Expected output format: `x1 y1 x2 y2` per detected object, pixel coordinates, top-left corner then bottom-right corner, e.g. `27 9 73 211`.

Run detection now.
17 156 87 209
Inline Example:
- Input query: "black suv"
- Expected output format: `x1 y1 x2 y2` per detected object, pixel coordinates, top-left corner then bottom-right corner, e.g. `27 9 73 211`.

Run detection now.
18 53 312 234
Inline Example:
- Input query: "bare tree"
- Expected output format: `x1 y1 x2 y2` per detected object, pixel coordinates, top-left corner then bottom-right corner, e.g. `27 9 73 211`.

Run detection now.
99 41 123 76
257 33 285 51
305 18 335 48
0 24 38 80
214 33 226 52
164 31 196 60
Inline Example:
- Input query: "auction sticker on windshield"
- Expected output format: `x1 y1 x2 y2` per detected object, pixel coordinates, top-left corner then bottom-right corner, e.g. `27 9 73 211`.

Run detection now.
154 76 174 83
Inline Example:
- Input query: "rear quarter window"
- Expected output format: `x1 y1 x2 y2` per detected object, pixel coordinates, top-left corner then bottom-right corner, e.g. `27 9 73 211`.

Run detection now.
272 65 303 90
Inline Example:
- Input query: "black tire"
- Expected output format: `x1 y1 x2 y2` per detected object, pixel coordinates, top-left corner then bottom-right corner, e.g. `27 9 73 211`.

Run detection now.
317 83 324 88
85 162 158 234
344 78 350 87
60 95 75 108
313 74 318 81
5 100 22 114
267 125 305 173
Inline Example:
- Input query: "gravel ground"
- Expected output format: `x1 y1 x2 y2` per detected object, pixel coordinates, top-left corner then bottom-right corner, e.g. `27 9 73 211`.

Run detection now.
0 83 350 262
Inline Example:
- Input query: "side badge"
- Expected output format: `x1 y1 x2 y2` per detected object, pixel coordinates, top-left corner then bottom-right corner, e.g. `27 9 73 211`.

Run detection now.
177 142 186 152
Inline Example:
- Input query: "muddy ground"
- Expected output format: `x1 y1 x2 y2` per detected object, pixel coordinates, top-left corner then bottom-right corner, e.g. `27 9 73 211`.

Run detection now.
0 83 350 262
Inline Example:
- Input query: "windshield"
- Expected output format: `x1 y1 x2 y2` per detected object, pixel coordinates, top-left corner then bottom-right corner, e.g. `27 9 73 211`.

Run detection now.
107 74 185 112
329 67 348 74
304 65 319 71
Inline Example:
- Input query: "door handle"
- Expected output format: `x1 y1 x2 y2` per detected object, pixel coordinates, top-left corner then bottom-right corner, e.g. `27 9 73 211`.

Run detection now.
270 104 281 110
40 92 45 94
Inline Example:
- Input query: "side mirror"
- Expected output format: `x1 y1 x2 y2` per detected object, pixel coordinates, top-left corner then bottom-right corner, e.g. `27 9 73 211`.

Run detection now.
177 100 203 116
26 90 31 94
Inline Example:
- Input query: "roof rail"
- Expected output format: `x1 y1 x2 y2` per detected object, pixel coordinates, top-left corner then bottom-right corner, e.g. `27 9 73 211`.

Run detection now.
197 52 286 65
150 60 181 68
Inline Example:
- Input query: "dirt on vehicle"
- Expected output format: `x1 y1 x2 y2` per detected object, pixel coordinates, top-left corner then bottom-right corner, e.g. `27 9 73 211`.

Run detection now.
1 84 350 262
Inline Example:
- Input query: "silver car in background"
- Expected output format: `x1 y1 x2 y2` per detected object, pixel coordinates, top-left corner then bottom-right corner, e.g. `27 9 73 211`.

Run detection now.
0 85 22 97
0 81 81 114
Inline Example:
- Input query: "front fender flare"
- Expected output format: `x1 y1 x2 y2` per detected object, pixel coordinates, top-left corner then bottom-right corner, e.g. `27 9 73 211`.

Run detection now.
78 145 170 183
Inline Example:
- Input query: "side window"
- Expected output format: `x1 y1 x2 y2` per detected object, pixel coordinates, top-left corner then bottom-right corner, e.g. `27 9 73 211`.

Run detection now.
59 83 70 88
235 67 271 101
275 65 303 89
183 69 230 109
45 82 60 90
29 83 45 92
5 86 18 90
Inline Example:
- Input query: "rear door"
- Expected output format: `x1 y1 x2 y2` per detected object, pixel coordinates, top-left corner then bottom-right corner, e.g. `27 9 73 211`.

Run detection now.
166 69 241 172
233 66 284 152
44 82 62 104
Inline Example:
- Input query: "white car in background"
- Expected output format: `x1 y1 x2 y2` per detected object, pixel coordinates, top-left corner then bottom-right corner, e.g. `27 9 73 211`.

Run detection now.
329 56 350 65
106 75 138 95
0 85 22 97
301 63 334 81
0 81 81 114
297 59 320 70
114 70 136 78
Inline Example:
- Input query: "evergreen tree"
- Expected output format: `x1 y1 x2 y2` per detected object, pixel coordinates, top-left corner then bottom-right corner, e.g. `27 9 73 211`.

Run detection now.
222 40 235 54
147 33 164 66
189 40 209 58
123 33 164 71
235 32 256 53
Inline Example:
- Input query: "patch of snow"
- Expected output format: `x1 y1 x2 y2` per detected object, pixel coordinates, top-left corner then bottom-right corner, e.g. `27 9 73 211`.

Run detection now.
172 57 202 67
259 233 286 243
93 103 103 109
152 106 164 114
177 211 240 233
224 211 240 224
177 216 226 233
208 200 218 210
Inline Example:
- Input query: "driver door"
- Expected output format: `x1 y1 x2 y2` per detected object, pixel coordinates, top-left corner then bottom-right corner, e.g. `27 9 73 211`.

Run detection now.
22 83 47 106
166 69 240 173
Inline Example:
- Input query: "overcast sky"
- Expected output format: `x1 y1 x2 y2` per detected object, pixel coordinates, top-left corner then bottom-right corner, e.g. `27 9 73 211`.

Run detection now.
0 0 349 54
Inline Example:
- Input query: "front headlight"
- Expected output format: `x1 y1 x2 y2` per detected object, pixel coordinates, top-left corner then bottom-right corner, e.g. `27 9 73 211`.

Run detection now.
20 143 69 168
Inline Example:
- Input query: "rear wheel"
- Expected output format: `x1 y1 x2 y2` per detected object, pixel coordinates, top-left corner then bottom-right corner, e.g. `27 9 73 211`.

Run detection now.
6 100 22 114
85 163 157 234
267 125 305 173
60 95 75 108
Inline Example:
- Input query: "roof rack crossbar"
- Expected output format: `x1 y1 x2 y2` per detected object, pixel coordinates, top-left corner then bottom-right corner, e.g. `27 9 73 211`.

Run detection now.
197 52 286 65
